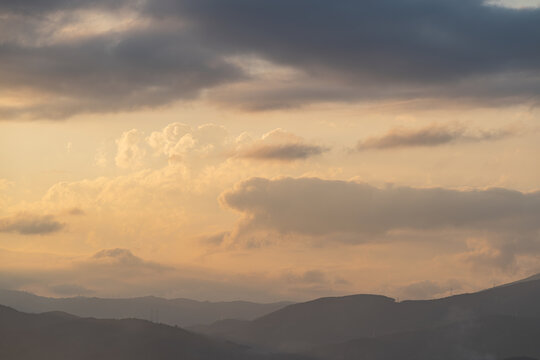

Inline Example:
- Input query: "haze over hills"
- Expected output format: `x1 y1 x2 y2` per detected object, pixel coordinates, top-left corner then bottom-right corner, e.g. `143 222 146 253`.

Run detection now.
193 276 540 356
2 275 540 360
0 289 291 327
0 305 310 360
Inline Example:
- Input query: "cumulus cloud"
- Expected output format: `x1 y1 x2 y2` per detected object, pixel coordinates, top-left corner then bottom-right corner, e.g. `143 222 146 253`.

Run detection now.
0 213 64 235
356 123 519 151
146 124 328 164
147 122 230 163
236 129 329 161
115 129 146 169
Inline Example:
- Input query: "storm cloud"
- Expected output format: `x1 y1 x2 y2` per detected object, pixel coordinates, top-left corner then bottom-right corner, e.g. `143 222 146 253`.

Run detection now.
0 29 244 118
2 0 540 118
150 0 540 106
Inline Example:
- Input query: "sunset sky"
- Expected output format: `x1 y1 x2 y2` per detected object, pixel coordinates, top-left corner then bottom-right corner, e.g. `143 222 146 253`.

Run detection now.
1 0 540 302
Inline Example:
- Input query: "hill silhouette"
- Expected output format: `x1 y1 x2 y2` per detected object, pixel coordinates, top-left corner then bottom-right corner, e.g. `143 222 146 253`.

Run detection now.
0 289 291 327
310 315 540 360
0 305 310 360
195 277 540 353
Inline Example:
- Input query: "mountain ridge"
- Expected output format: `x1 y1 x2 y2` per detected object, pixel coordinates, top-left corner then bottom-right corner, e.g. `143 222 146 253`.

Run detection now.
194 278 540 352
0 288 292 327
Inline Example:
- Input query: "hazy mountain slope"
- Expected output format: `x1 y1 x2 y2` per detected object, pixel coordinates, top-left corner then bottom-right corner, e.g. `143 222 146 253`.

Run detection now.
195 279 540 352
0 289 291 326
311 315 540 360
0 305 310 360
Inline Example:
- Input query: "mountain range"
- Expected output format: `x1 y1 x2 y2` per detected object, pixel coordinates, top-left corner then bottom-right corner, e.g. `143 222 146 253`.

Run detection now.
2 275 540 360
0 304 308 360
0 289 291 327
193 276 540 359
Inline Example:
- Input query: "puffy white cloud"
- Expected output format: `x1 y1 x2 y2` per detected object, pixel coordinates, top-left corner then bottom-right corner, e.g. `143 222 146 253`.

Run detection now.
115 129 146 169
147 122 230 163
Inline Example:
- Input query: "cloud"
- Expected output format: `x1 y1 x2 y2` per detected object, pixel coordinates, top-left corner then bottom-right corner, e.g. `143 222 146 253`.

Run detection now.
88 248 169 271
115 129 146 169
0 26 244 119
239 144 327 161
0 213 64 235
236 128 329 161
2 0 540 118
151 0 540 109
356 124 519 151
0 0 133 15
220 177 540 245
147 123 230 164
0 248 348 301
66 207 85 216
146 124 328 164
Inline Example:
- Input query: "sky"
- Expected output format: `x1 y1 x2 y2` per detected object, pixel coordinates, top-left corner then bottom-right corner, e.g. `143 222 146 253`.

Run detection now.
1 0 540 302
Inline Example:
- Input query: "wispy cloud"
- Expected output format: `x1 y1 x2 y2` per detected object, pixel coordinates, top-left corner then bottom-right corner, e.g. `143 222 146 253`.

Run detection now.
356 124 519 151
0 213 64 235
236 128 329 162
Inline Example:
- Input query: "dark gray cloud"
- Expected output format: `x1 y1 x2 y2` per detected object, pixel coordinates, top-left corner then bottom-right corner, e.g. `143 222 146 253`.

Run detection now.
156 0 540 82
0 28 244 119
146 0 540 105
0 213 64 235
0 0 112 13
356 124 518 151
2 0 540 117
238 143 328 161
221 177 540 237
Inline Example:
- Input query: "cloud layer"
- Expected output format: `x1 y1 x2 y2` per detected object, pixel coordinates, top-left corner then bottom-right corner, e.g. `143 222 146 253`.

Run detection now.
2 0 540 118
221 178 540 243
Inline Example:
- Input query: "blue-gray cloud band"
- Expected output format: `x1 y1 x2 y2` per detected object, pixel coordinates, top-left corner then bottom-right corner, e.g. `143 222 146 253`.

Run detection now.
1 0 540 118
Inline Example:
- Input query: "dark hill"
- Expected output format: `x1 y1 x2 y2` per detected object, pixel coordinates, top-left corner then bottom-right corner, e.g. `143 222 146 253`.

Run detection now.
195 279 540 352
0 289 291 327
311 315 540 360
0 305 310 360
